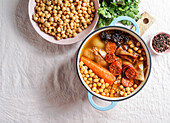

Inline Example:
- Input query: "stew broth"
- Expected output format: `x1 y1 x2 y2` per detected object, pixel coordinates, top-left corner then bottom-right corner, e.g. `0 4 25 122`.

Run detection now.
79 30 147 98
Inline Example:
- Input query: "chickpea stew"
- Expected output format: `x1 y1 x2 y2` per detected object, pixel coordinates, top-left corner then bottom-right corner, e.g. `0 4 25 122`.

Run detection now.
32 0 95 40
79 30 148 98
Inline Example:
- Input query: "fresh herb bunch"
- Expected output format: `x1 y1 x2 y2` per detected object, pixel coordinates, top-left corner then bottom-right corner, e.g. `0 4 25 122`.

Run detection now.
97 0 142 27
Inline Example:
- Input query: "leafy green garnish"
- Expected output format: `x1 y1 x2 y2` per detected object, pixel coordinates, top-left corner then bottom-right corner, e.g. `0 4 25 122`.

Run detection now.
97 0 142 27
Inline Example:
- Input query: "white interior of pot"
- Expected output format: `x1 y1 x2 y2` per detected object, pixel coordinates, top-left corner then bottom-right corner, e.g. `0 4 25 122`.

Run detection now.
77 27 151 101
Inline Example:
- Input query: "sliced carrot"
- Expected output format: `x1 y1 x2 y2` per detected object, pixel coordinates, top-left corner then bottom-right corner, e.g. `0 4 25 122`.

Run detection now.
81 56 116 85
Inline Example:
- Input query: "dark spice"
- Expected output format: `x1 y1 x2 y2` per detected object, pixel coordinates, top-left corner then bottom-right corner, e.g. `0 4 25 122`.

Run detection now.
152 33 170 53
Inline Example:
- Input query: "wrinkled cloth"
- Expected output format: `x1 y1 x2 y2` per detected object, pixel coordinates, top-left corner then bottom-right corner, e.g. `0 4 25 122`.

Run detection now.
0 0 170 123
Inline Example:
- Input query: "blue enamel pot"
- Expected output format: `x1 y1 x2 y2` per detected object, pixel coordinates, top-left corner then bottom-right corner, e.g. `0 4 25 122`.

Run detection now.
76 16 152 111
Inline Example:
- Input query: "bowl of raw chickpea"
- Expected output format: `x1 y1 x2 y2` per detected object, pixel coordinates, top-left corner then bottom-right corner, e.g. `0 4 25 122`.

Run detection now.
28 0 99 45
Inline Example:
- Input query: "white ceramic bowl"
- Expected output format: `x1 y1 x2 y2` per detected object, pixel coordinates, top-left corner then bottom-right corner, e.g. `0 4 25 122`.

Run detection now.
150 32 170 55
28 0 99 45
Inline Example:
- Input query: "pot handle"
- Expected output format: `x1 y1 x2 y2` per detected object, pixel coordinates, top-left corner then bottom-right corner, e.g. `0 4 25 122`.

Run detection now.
88 92 117 111
109 16 140 35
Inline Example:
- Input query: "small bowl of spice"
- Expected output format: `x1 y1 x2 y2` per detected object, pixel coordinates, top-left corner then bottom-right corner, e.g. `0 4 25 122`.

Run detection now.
150 32 170 55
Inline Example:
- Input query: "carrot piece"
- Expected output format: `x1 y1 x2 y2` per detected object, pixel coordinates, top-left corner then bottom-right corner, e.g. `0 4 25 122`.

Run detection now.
81 56 116 85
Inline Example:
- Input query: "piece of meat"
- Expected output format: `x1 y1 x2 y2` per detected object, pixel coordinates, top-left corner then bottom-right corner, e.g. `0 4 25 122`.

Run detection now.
122 64 131 73
125 67 137 80
109 61 122 76
105 53 117 63
105 42 117 54
116 57 122 65
90 47 108 67
123 64 137 79
121 78 134 87
115 46 138 63
105 53 122 64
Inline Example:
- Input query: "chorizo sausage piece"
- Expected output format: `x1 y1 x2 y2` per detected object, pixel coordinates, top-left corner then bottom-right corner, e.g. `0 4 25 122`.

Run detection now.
105 53 117 63
105 53 122 64
109 61 122 76
122 64 130 73
121 78 134 87
105 42 117 54
123 64 137 79
125 67 137 79
116 57 122 65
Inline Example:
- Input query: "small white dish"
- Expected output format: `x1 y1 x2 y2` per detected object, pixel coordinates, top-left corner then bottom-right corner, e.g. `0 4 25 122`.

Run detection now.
150 32 170 55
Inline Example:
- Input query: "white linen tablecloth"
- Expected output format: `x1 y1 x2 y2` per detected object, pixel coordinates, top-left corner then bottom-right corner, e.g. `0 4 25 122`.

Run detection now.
0 0 170 122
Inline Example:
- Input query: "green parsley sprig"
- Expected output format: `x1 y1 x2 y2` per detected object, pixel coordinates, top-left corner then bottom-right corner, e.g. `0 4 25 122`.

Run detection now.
97 0 142 27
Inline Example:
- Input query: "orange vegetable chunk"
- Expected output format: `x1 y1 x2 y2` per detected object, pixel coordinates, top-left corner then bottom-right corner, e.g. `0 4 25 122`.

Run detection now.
81 56 116 85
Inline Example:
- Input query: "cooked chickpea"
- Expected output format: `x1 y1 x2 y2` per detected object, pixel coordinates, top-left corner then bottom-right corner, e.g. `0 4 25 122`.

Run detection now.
120 91 124 96
41 13 45 17
122 89 125 92
110 94 114 97
44 22 50 27
124 93 127 97
110 89 115 94
126 87 130 92
97 83 102 87
127 91 131 95
44 27 48 33
56 36 61 40
86 81 90 85
94 75 98 79
73 32 77 37
36 7 41 12
114 81 118 84
133 84 138 88
94 79 99 82
86 74 90 78
130 44 134 48
105 83 109 88
49 17 54 22
90 73 95 77
136 42 141 47
133 47 139 51
93 83 97 87
88 78 92 82
108 86 112 89
130 87 134 92
128 49 133 53
128 40 133 45
106 93 110 97
46 13 51 18
119 85 124 90
95 90 100 94
99 88 103 92
79 61 84 67
139 57 144 61
83 77 87 81
92 87 97 92
100 79 104 83
101 92 105 96
137 49 142 54
89 84 92 88
33 16 38 22
104 89 108 93
77 28 82 33
101 84 105 89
